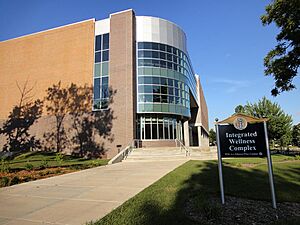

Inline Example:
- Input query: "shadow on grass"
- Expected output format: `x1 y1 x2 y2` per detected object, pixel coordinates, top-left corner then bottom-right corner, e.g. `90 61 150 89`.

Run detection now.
95 160 300 225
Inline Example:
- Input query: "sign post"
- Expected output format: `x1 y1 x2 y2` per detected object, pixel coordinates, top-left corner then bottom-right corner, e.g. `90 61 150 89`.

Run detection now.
215 113 277 208
264 121 277 209
215 119 225 204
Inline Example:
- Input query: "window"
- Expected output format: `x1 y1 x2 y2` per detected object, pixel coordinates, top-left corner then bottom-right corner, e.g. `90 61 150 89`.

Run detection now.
95 35 102 51
103 33 109 50
95 52 101 63
93 33 110 111
102 50 109 61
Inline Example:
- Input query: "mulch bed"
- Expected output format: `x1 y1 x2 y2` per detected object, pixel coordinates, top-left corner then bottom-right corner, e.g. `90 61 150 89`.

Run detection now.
185 196 300 225
0 167 76 187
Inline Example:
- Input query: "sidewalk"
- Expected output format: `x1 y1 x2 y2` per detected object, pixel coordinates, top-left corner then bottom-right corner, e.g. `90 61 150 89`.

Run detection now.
0 160 188 225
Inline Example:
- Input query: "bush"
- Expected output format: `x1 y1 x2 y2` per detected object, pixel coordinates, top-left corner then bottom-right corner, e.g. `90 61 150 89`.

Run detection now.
0 176 10 187
10 176 20 185
55 152 64 165
25 163 34 170
0 159 10 173
39 160 49 169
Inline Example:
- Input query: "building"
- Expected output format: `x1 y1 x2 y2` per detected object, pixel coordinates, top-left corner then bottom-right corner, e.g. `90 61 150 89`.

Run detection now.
0 9 209 158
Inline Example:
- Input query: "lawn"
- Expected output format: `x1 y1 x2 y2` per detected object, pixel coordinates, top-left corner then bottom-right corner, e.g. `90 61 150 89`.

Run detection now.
0 151 108 187
89 155 300 225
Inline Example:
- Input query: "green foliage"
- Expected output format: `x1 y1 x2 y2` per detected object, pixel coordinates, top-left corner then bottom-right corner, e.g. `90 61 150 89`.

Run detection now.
261 0 300 96
292 123 300 147
240 97 293 147
234 105 245 113
0 176 10 187
209 129 216 145
0 159 10 173
25 162 34 170
39 160 49 169
55 152 64 165
0 80 43 152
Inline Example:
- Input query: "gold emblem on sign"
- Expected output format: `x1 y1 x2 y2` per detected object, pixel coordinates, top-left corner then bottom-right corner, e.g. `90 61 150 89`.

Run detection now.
233 117 247 130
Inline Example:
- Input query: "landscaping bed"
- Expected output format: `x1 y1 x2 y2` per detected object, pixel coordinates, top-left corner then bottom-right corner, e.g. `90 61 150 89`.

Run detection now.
0 151 108 187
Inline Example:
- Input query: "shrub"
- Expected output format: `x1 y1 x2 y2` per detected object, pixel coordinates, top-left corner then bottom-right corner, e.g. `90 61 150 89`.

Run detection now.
39 160 49 169
0 176 10 187
10 176 20 185
25 163 34 170
55 152 64 165
0 159 10 173
295 155 300 160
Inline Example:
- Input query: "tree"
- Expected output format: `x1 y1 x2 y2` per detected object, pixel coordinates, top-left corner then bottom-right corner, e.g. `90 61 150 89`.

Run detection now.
292 123 300 147
209 129 216 146
0 80 43 152
242 97 293 147
261 0 300 96
234 105 245 113
44 82 69 152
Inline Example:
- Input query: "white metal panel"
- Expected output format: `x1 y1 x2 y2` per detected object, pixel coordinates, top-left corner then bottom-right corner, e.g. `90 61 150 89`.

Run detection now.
95 18 110 35
136 16 187 53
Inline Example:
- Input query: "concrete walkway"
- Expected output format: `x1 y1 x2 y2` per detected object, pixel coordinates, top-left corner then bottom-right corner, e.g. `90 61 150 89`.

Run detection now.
0 160 188 225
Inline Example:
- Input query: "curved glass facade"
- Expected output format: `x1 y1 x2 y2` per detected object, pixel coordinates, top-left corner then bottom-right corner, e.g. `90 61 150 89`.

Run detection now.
137 42 197 118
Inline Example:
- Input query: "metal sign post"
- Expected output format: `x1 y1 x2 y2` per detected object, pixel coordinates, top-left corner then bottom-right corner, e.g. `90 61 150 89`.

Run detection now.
215 119 225 204
264 121 277 209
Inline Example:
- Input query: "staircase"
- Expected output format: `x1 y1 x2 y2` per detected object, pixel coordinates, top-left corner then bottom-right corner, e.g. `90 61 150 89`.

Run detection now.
123 146 217 162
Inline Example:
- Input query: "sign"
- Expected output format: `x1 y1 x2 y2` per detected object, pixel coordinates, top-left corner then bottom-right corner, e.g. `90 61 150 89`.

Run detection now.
215 114 277 208
218 123 267 157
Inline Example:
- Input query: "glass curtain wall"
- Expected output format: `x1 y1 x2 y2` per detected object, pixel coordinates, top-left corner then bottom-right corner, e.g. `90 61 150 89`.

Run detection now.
93 33 110 110
137 42 198 117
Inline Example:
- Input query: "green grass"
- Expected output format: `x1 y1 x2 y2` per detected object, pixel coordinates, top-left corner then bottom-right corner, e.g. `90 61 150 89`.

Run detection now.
89 155 300 225
3 151 108 171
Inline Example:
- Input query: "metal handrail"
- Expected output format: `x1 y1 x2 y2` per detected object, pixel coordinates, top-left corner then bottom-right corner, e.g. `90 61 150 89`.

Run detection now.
108 139 141 164
175 139 190 156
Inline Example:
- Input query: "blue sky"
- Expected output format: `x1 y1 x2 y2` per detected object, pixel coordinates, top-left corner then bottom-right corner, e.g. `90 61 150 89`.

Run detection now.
1 0 299 128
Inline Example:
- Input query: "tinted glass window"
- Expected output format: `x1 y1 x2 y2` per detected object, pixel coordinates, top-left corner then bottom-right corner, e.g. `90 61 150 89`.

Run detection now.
161 86 168 94
144 42 152 49
95 52 101 63
145 95 153 102
102 77 108 86
103 33 109 50
169 96 174 104
152 51 159 58
101 85 109 98
159 43 166 51
152 43 159 50
95 35 102 51
102 50 109 61
161 78 167 85
160 52 166 59
94 78 100 99
153 85 160 94
167 46 172 53
144 77 152 84
167 62 172 69
153 77 160 85
168 79 173 86
168 87 174 95
160 60 166 68
167 54 172 61
144 85 153 93
161 95 168 103
153 95 160 102
152 59 160 67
